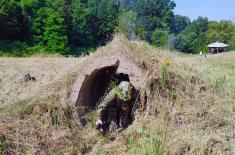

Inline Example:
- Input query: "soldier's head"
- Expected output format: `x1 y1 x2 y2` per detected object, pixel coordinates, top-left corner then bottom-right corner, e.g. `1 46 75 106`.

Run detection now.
117 81 133 101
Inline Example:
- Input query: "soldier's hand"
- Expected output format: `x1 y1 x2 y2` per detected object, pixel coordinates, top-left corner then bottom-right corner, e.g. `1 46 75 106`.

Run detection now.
96 119 104 132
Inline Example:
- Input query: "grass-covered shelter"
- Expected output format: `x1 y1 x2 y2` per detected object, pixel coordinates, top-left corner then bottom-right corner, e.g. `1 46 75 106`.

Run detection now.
207 42 229 54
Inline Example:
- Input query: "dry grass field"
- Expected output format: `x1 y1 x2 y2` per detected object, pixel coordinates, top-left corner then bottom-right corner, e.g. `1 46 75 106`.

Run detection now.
177 51 235 99
0 35 234 154
0 57 85 106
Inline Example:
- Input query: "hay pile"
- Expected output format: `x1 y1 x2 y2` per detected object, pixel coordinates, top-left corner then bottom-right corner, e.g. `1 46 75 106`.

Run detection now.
0 34 234 154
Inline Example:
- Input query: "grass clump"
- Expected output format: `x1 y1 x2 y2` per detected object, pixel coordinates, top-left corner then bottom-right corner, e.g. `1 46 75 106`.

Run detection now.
126 127 166 155
160 59 172 88
0 136 5 155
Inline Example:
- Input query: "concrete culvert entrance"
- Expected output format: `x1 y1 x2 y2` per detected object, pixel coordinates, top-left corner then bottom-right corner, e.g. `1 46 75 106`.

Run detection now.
70 51 144 128
78 65 130 109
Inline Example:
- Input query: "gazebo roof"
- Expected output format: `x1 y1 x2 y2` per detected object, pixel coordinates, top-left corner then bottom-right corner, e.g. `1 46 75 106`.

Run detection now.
207 42 229 48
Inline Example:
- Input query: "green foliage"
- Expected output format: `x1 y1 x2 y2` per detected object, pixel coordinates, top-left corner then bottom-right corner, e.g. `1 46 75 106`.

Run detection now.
70 0 119 47
174 17 209 53
0 136 5 154
206 21 234 43
151 28 169 47
118 10 139 40
118 9 147 40
0 0 120 56
168 34 176 50
46 101 74 127
174 17 235 53
86 111 98 125
0 40 30 57
20 0 44 15
118 0 176 48
229 32 235 50
32 7 68 53
170 14 191 34
112 85 132 101
0 0 26 41
20 0 45 18
87 0 119 46
71 0 93 46
131 0 176 42
132 0 176 31
127 127 165 155
0 0 234 56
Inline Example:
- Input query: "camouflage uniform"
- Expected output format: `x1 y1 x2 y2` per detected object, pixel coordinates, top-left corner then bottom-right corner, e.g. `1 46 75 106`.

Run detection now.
96 81 134 132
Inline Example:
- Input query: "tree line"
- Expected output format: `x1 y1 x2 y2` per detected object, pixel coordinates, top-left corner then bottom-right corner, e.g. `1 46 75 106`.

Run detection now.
119 0 235 53
0 0 119 56
172 17 235 53
0 0 235 56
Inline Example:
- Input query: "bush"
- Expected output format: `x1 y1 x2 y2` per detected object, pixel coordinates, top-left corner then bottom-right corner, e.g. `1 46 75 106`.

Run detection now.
32 7 68 54
174 17 209 53
151 28 169 48
0 40 28 57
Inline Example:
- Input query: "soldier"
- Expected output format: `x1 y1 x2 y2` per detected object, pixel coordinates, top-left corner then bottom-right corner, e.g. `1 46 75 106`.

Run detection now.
96 81 135 132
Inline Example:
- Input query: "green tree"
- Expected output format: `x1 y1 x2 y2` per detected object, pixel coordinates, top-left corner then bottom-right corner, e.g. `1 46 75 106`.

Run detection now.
206 21 234 43
0 0 121 56
20 0 45 16
32 7 68 53
151 28 169 47
229 31 235 50
20 0 46 43
87 0 119 46
71 0 93 46
118 10 140 40
131 0 175 42
170 14 191 34
0 0 26 40
50 0 69 16
174 17 209 53
70 0 119 47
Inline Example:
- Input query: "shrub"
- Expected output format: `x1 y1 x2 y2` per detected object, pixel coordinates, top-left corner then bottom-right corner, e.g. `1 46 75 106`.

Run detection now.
151 28 170 48
0 40 28 57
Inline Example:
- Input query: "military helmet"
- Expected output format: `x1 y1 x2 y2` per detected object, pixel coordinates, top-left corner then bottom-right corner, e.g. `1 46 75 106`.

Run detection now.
115 81 133 101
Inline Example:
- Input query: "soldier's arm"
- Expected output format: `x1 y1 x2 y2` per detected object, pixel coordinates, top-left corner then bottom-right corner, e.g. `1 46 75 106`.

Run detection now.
97 90 117 118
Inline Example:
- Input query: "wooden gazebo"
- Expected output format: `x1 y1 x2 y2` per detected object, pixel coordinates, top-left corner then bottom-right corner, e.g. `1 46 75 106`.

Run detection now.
207 42 229 54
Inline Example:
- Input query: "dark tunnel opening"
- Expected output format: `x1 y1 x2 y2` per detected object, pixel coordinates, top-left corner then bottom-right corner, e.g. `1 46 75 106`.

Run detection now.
78 65 130 110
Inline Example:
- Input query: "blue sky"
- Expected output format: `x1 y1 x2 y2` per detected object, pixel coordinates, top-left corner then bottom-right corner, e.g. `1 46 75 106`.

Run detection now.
173 0 235 22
